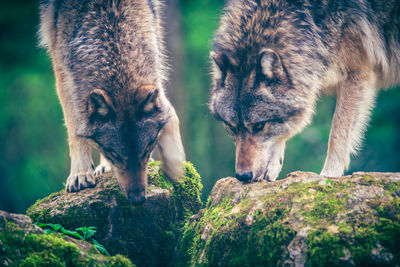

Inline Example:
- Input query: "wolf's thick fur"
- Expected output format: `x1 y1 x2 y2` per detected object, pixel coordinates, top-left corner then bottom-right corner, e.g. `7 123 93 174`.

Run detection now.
210 0 400 181
40 0 185 204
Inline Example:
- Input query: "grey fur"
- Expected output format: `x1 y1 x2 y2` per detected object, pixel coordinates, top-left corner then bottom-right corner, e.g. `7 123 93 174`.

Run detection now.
210 0 400 181
40 0 185 204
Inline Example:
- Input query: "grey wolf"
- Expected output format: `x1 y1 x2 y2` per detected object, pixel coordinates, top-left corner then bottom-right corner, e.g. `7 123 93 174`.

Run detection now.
39 0 185 204
210 0 400 181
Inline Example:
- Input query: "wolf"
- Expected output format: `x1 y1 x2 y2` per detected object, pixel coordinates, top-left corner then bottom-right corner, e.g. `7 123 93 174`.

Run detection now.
210 0 400 182
39 0 186 204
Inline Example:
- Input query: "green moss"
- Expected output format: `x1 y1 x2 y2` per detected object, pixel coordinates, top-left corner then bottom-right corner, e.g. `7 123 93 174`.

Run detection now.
147 161 203 219
382 181 400 194
107 254 136 267
5 221 19 230
301 185 348 223
304 180 400 267
306 229 345 267
0 227 134 267
20 251 66 267
306 216 400 267
359 175 376 186
23 234 80 265
178 197 233 266
172 162 203 220
147 161 203 220
26 191 63 221
25 161 202 267
375 214 400 263
148 161 174 191
152 161 203 264
180 176 400 266
179 194 295 266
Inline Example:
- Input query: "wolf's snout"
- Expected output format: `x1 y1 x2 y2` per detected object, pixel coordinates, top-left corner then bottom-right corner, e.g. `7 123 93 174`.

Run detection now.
236 171 253 182
113 164 148 205
127 189 147 205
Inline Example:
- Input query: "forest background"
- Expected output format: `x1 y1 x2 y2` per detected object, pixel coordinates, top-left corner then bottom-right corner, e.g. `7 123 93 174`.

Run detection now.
1 0 400 213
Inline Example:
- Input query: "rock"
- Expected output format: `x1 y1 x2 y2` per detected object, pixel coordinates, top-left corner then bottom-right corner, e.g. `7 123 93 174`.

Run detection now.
0 210 134 266
26 161 202 267
179 171 400 267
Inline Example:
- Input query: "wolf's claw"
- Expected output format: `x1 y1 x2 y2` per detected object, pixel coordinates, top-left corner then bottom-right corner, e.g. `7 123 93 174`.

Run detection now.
94 162 112 176
66 171 96 192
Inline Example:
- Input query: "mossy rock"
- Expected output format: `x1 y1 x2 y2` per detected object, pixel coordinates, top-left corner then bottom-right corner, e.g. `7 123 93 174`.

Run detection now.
0 210 134 266
179 172 400 267
26 161 202 267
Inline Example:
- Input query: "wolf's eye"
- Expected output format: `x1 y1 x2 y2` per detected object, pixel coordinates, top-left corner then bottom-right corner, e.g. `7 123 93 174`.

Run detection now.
252 122 266 134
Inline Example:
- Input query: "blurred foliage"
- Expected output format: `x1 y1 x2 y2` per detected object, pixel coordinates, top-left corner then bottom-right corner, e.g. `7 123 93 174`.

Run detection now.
179 0 235 199
1 0 400 213
0 0 67 213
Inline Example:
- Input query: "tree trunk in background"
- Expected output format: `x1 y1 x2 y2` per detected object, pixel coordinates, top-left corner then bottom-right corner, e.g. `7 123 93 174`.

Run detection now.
163 0 187 140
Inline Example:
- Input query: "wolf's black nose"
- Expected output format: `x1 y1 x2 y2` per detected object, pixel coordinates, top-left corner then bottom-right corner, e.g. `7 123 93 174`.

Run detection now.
236 172 253 181
128 190 146 205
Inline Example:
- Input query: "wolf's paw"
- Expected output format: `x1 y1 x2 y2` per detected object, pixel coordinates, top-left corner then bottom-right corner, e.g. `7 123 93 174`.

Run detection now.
162 161 185 182
320 166 344 177
66 171 96 192
250 175 264 183
263 169 279 182
94 162 112 176
262 165 280 182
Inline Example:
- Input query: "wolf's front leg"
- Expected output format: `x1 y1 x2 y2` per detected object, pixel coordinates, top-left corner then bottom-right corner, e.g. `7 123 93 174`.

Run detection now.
66 136 96 192
157 105 186 182
321 71 377 177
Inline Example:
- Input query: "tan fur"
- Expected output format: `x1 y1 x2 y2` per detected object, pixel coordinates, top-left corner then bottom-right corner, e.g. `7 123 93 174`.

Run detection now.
156 104 185 181
321 33 378 176
40 0 185 203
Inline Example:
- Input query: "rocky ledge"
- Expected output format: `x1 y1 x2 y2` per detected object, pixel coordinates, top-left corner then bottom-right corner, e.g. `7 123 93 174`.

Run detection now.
25 161 202 267
7 167 400 267
179 172 400 267
0 210 134 266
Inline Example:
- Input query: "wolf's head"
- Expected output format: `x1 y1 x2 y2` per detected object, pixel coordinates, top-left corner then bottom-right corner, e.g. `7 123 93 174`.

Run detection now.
209 48 314 182
79 85 170 204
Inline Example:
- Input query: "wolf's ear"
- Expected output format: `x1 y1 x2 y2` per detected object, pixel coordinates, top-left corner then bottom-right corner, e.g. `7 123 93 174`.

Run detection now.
135 85 160 113
88 89 115 119
259 48 285 80
210 51 230 74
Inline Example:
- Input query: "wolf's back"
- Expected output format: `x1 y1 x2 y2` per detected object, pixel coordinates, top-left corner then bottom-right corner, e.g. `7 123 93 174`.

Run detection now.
39 0 167 98
213 0 400 87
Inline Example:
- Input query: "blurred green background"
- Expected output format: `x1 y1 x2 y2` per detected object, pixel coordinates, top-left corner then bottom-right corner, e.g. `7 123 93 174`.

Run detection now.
1 0 400 213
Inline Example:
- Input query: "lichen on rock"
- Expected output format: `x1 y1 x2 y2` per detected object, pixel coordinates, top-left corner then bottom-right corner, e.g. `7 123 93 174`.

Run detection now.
26 161 202 267
179 171 400 267
0 210 134 266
